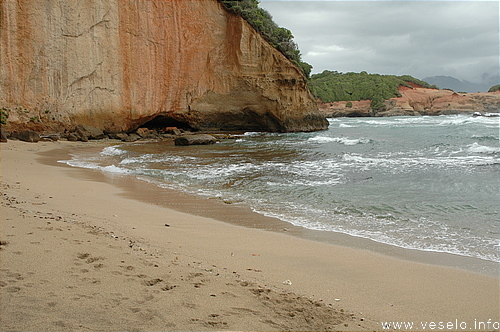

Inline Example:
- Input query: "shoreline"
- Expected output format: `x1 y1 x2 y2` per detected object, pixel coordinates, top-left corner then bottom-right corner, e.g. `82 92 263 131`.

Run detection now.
1 140 499 331
49 141 499 278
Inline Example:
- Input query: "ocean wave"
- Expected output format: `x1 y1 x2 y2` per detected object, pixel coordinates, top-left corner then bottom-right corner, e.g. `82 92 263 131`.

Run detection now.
356 116 434 127
438 118 472 126
59 159 131 175
309 136 371 145
471 134 499 141
166 162 258 180
342 153 499 169
59 160 101 169
266 177 343 187
119 154 189 165
439 115 499 127
343 115 496 129
250 202 499 263
339 123 356 128
100 146 126 156
327 118 341 123
101 165 131 174
119 154 154 165
243 132 262 137
468 142 499 155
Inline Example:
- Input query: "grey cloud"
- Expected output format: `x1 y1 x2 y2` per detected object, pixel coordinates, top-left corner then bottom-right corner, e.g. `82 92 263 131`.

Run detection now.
259 1 499 85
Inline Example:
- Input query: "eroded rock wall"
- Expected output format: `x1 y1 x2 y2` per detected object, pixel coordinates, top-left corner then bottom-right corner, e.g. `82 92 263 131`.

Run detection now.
0 0 327 133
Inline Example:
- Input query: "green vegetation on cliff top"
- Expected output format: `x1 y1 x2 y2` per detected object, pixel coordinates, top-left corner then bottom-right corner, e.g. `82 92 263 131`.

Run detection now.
488 84 500 92
219 0 312 77
309 71 439 110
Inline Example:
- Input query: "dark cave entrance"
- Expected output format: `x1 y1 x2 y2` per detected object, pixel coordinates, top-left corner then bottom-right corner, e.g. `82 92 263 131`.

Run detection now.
139 115 195 131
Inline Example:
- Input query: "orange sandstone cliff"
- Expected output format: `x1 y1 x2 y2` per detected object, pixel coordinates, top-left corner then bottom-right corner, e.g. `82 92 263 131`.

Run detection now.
0 0 328 133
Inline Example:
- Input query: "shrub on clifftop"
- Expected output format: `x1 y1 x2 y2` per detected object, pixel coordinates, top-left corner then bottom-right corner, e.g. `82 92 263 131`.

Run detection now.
219 0 312 77
488 84 500 92
0 108 8 125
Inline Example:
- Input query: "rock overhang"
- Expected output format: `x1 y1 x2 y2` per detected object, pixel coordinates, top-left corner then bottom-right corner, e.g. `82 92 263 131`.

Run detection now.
1 0 327 134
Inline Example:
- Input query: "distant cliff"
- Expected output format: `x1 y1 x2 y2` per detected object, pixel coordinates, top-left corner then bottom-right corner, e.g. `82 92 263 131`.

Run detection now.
319 86 500 117
0 0 327 133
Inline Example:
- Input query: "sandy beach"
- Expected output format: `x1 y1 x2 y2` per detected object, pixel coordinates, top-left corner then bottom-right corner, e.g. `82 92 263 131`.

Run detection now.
1 140 499 331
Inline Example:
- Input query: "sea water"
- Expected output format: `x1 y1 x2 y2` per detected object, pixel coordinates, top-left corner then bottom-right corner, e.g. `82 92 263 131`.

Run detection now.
62 115 500 263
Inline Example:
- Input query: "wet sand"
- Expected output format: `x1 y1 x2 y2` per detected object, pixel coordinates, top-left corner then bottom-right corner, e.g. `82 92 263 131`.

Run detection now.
1 140 499 331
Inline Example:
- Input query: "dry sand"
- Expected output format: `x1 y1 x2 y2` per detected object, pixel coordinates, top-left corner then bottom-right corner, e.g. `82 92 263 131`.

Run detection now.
1 140 499 331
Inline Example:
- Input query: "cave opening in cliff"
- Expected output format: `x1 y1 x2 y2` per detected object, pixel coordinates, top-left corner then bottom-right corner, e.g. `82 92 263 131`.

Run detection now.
140 115 194 131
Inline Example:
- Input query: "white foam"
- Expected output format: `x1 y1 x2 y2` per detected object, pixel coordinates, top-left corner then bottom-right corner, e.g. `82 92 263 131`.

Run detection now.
438 118 471 126
251 203 500 263
468 142 498 155
341 153 498 169
354 116 433 127
244 132 261 137
100 146 126 156
339 137 371 145
176 162 258 180
309 136 371 145
471 134 498 141
101 165 131 174
309 136 337 143
439 115 499 127
119 154 187 165
342 154 390 165
59 159 131 175
266 177 343 187
59 160 101 170
119 157 144 165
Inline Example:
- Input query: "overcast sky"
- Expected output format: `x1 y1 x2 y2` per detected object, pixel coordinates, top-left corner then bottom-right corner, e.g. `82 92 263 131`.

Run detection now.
259 1 499 85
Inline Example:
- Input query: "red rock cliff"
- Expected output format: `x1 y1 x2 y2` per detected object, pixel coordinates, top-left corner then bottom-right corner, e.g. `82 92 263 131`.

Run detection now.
0 0 327 133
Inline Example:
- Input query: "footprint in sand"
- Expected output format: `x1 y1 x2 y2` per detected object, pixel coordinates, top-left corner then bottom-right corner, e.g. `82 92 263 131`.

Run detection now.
143 278 163 286
76 253 105 266
6 272 24 280
142 277 177 291
161 284 176 291
5 286 21 293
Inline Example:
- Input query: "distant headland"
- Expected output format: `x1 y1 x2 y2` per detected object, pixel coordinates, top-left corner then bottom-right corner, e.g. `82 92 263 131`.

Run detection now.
310 71 500 117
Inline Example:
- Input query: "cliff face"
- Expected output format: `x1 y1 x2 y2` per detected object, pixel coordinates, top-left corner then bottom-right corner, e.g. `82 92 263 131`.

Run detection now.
319 86 500 117
0 0 327 133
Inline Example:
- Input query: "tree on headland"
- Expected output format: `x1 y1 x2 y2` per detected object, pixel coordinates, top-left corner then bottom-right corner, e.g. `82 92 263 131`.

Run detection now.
488 84 500 92
309 71 438 111
219 0 312 77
